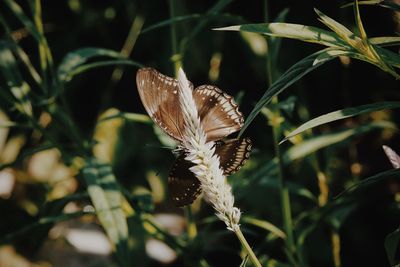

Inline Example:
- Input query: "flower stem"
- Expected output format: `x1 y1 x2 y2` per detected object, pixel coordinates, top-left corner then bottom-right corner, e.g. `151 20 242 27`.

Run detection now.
168 0 182 75
234 227 262 267
271 113 295 254
184 206 197 239
264 0 296 256
169 2 197 240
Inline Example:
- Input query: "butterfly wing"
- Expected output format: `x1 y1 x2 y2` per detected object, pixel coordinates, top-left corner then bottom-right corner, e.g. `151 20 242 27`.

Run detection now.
193 85 244 142
136 68 191 142
215 138 252 175
168 153 202 207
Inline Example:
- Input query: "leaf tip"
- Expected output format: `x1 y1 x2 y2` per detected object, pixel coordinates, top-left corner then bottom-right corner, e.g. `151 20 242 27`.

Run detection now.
213 25 241 32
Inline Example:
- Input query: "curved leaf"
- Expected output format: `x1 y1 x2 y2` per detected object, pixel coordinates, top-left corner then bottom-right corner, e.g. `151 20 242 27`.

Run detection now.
64 59 142 82
335 168 400 199
238 49 338 136
385 228 400 267
215 22 348 47
82 158 129 262
281 101 400 144
283 122 396 162
57 47 131 82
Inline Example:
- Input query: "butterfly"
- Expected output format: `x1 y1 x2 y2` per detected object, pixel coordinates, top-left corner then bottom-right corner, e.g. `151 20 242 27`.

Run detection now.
136 67 252 206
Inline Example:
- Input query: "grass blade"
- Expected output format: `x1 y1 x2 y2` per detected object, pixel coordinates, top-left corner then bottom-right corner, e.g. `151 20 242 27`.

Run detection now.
82 158 130 265
238 49 338 136
0 211 90 244
336 168 400 199
57 47 130 82
64 60 143 82
0 42 33 116
281 101 400 144
385 228 400 267
215 22 348 47
3 0 42 42
370 36 400 47
142 13 245 34
242 216 286 239
283 122 394 162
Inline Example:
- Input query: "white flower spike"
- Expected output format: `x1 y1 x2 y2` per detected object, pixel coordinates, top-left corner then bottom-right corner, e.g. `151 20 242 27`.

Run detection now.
177 68 241 231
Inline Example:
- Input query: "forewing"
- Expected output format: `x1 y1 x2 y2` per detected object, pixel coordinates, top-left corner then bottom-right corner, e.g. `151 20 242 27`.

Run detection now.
136 67 191 142
168 153 202 207
215 138 252 175
193 85 244 142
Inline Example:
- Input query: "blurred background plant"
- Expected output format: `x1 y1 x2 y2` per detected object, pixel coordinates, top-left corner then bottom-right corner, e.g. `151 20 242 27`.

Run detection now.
0 0 399 267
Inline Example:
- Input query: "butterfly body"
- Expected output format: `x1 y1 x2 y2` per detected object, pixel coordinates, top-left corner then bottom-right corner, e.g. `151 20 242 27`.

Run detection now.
136 67 252 206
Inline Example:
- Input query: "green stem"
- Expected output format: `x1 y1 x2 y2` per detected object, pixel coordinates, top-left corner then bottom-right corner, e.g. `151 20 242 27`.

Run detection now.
168 0 197 240
271 112 295 253
169 0 182 75
264 0 295 257
234 227 262 267
184 206 197 239
33 0 48 93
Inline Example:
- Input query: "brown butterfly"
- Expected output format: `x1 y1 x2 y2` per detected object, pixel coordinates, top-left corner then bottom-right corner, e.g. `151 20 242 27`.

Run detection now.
136 67 252 206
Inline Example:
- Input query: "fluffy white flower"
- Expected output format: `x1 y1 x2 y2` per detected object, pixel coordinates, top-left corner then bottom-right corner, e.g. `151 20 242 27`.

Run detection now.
177 68 240 231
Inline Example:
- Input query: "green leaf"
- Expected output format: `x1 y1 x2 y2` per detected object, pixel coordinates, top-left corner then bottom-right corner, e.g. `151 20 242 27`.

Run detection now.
57 47 136 82
64 59 143 81
247 160 317 201
98 111 152 125
239 255 249 267
179 0 235 54
336 168 400 198
215 22 348 48
370 36 400 47
314 8 362 50
3 0 42 43
242 216 286 239
0 16 42 85
238 49 338 136
281 101 400 143
283 122 395 162
82 158 129 263
375 46 400 68
0 42 33 116
0 211 89 244
342 0 400 11
142 13 245 34
385 228 400 267
354 0 368 41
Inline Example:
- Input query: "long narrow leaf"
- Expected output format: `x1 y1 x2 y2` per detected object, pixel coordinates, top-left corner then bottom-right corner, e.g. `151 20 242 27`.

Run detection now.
215 22 348 48
82 158 129 263
0 42 33 116
142 13 245 34
385 228 400 267
281 101 400 143
3 0 42 42
238 49 338 136
64 60 143 82
283 122 394 162
370 36 400 47
335 168 400 199
57 47 128 82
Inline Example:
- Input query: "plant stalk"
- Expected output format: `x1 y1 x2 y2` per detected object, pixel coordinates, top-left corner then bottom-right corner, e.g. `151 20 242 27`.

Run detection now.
264 0 296 256
169 0 182 75
169 0 196 240
271 112 295 254
32 0 48 93
234 227 262 267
